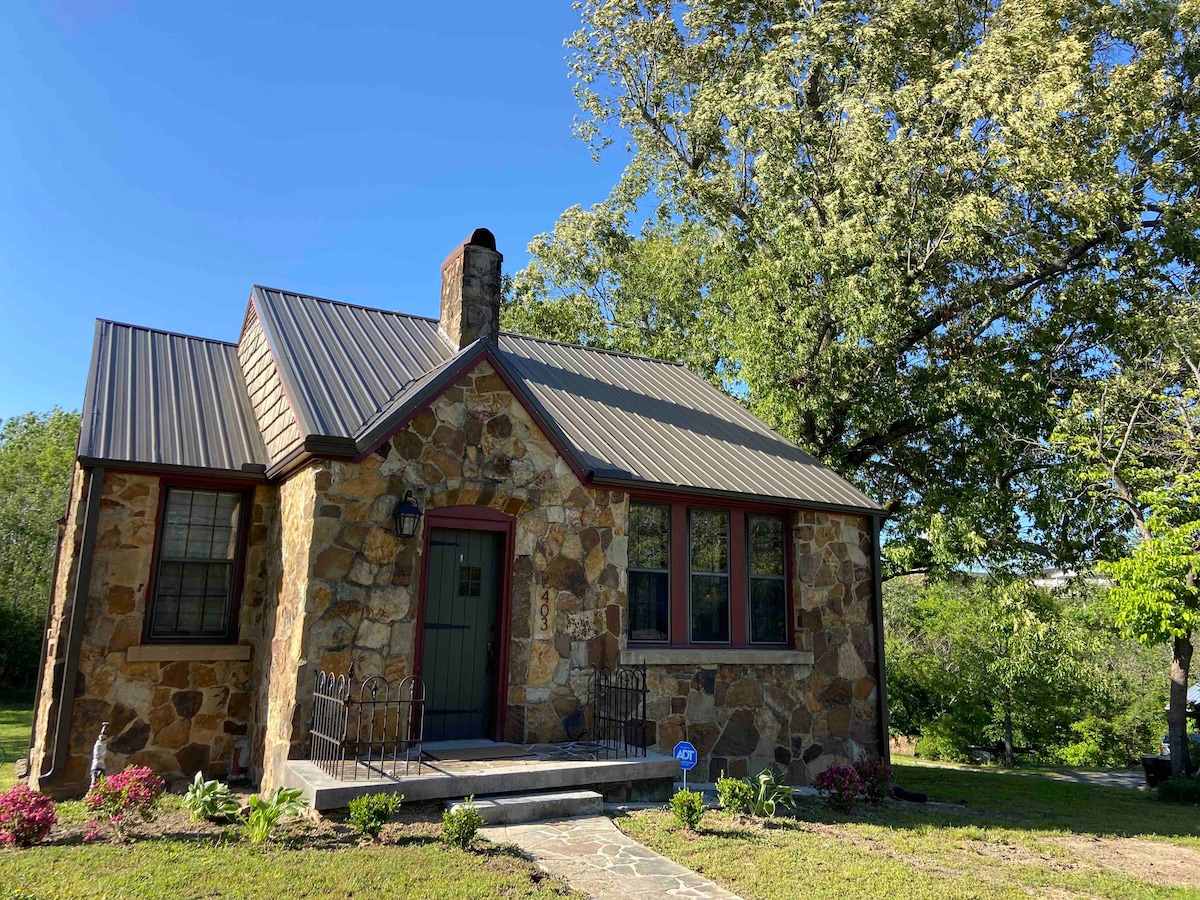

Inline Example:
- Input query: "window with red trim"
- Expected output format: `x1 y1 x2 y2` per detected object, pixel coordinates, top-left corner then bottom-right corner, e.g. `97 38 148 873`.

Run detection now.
627 500 791 648
147 487 245 642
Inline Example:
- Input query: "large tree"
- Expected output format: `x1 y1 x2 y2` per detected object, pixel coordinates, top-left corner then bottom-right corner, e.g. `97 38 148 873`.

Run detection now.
505 0 1200 576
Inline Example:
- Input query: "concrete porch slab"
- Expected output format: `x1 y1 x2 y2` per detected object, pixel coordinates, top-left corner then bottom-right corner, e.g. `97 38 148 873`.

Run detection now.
283 741 679 810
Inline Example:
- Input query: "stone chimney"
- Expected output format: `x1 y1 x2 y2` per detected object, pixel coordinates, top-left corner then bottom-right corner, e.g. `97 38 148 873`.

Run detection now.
439 228 503 349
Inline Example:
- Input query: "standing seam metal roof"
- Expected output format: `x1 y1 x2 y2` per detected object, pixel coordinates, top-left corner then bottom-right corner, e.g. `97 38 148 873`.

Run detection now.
78 288 879 511
79 320 269 472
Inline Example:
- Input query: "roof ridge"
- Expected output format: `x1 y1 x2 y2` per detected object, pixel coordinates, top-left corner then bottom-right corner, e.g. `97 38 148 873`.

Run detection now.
252 285 441 324
498 329 687 367
96 318 238 347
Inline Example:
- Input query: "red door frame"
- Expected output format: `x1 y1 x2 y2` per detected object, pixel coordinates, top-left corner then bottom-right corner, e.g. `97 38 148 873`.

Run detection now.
413 505 516 742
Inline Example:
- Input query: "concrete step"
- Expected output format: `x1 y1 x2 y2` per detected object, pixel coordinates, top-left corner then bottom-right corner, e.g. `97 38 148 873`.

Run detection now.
445 789 603 825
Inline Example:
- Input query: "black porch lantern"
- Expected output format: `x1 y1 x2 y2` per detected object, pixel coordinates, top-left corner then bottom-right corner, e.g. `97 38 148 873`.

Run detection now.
392 490 422 539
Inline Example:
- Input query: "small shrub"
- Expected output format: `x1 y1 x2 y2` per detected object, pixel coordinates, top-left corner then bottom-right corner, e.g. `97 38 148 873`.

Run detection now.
1157 777 1200 806
244 788 307 844
347 792 404 840
743 767 796 817
182 772 239 822
442 796 484 849
715 772 754 814
812 764 862 814
669 788 704 830
0 783 57 848
84 765 165 842
853 757 894 805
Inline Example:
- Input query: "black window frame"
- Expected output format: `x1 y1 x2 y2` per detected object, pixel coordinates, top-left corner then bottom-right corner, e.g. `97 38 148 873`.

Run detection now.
143 483 253 645
627 501 672 644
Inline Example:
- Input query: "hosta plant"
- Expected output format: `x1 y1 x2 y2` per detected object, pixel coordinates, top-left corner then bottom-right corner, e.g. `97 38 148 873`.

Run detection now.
244 788 307 844
182 772 240 822
743 767 796 817
853 757 894 805
812 764 862 814
84 765 165 841
0 783 57 848
347 792 404 840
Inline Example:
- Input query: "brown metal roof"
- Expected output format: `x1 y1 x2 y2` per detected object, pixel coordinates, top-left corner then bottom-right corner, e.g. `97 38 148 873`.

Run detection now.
78 320 269 473
77 288 879 511
495 333 880 511
251 286 455 441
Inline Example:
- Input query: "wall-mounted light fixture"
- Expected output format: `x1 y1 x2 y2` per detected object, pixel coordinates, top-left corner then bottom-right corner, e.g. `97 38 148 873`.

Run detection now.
392 490 422 539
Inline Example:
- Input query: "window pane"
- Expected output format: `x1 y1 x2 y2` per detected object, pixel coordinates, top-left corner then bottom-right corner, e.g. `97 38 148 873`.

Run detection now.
690 509 728 573
152 487 242 640
629 571 669 642
750 578 787 644
629 503 669 570
749 516 784 576
690 574 729 642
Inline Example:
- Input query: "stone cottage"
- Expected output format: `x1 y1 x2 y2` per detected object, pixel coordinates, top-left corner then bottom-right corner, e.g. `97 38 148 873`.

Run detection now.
27 229 886 798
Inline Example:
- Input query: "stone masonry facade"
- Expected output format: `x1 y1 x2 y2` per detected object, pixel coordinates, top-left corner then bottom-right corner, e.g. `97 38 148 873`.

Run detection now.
29 470 280 796
31 365 879 795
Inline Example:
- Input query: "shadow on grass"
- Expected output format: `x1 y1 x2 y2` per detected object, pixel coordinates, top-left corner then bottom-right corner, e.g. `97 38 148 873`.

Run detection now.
781 761 1200 842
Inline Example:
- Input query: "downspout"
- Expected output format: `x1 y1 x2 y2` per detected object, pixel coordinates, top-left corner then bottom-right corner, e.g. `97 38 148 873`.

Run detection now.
27 516 68 758
40 465 104 785
870 514 890 763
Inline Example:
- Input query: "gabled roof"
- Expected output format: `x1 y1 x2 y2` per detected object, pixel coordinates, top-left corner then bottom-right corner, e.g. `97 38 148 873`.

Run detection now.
79 320 268 474
79 287 879 512
249 287 879 512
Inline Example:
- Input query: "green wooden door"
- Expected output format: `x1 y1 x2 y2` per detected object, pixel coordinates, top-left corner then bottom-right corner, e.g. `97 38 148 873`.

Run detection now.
421 528 501 741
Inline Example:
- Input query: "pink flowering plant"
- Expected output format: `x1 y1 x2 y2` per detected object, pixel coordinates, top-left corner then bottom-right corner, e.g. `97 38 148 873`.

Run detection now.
0 783 57 848
853 757 894 805
812 764 862 813
84 765 165 842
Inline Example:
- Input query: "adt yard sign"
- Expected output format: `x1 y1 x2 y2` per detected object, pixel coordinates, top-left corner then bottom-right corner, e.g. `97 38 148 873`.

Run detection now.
673 741 697 788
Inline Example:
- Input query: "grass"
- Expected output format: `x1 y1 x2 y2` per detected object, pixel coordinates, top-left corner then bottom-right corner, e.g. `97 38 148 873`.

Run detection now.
0 699 578 899
617 757 1200 900
0 695 34 791
0 829 578 899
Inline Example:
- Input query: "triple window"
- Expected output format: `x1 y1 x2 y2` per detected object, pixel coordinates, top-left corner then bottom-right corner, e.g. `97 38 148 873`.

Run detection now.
147 487 246 642
628 501 789 647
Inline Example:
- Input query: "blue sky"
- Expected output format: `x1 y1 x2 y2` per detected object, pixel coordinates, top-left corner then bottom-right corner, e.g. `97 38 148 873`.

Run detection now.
0 1 622 420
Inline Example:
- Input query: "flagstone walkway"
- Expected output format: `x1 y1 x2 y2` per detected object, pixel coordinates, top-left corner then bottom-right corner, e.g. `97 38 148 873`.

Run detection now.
480 815 745 900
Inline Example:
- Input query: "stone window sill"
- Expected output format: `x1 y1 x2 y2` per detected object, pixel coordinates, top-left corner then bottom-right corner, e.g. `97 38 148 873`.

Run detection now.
619 648 813 667
126 644 251 662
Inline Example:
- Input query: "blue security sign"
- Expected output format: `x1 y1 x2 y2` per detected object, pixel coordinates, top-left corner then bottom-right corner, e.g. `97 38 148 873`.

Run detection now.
673 741 698 771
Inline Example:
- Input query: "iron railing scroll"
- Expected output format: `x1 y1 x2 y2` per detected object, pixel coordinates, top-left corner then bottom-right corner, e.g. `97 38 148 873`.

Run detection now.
309 663 425 781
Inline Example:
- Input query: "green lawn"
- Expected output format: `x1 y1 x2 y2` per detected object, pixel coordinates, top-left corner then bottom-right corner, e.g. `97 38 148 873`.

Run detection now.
0 697 34 791
617 757 1200 900
0 699 578 900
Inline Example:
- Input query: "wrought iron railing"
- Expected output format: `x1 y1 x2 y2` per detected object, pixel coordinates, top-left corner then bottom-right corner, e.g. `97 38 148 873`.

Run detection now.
309 664 425 781
589 662 650 759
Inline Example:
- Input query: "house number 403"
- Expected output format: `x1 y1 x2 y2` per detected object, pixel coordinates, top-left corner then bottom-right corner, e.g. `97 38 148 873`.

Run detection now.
538 590 552 636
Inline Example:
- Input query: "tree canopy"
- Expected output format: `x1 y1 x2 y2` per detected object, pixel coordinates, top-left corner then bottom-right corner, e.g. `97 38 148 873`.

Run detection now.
505 0 1200 577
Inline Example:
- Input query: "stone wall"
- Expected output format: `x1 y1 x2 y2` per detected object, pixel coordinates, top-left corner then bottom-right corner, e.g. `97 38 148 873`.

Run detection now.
29 470 279 796
257 360 628 787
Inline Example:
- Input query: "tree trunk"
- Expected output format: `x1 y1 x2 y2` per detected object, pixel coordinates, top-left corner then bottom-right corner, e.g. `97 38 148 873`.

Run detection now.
1169 633 1193 779
1003 688 1015 767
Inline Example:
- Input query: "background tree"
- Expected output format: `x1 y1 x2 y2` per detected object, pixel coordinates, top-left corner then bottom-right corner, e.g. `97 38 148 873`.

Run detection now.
0 408 80 690
1056 299 1200 776
886 574 1166 766
505 0 1200 578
